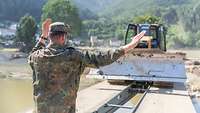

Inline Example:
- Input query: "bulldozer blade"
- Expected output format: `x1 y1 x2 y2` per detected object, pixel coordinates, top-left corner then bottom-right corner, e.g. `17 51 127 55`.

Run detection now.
87 51 186 83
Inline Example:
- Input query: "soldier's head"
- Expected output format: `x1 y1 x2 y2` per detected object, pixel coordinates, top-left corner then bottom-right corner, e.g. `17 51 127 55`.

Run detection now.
48 22 70 45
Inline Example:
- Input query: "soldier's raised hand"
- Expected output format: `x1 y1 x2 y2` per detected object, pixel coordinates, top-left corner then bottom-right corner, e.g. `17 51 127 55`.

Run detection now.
41 18 52 39
121 31 146 53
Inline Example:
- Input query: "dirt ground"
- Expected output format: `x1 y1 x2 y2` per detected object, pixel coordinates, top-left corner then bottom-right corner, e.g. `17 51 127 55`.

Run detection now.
183 49 200 98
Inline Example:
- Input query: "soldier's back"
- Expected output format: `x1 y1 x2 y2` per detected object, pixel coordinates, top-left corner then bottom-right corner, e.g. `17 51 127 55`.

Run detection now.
30 45 84 113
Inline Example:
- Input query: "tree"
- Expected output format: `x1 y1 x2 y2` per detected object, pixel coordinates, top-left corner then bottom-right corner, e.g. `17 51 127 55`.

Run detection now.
163 8 178 24
41 0 81 37
133 15 161 24
15 15 37 52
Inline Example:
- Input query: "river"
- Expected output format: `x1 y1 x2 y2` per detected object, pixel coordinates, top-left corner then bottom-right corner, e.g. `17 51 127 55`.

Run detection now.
0 79 34 113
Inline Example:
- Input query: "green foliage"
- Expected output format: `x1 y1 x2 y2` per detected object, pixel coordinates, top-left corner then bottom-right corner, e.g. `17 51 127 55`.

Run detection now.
166 23 200 48
41 0 81 36
1 0 200 48
166 26 185 48
133 15 161 24
15 15 37 52
167 2 200 48
98 0 188 20
78 8 98 20
82 18 128 40
95 0 199 48
155 0 188 6
73 0 115 13
162 8 179 24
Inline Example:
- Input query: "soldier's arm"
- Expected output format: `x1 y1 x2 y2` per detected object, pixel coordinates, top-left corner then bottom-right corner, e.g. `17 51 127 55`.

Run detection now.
28 19 52 66
30 37 46 53
82 31 146 68
30 18 52 53
82 48 125 68
28 37 45 70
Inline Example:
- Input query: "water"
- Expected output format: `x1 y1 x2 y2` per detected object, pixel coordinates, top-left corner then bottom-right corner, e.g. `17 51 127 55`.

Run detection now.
0 79 34 113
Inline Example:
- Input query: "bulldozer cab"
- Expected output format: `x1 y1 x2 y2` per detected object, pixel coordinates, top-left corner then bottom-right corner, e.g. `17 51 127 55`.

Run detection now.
125 24 167 51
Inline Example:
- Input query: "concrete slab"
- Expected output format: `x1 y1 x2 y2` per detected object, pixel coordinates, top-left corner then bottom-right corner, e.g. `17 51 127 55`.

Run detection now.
135 83 196 113
76 81 127 113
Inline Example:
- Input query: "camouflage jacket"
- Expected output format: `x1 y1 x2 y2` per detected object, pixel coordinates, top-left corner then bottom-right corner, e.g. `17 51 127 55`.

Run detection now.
28 42 124 113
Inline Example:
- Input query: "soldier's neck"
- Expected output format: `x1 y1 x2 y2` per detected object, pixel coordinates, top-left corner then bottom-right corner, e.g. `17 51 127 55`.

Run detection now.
47 41 65 48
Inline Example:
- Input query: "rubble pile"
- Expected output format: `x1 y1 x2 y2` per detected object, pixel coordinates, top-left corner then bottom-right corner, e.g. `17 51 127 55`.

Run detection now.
186 60 200 98
186 60 200 76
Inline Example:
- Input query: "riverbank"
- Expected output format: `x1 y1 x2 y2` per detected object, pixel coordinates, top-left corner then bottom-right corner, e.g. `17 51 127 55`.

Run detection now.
0 48 30 78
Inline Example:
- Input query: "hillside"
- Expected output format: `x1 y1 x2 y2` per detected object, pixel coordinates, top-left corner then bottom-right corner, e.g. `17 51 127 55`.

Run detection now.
73 0 116 13
0 0 197 22
0 0 46 22
76 0 200 48
0 0 200 48
98 0 190 19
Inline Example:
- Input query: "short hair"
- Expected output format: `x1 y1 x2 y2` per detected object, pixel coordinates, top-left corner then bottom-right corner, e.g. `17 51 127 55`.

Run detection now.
49 32 66 40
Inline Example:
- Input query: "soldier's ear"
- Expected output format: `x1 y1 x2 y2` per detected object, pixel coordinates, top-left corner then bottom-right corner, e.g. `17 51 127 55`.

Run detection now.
63 33 67 39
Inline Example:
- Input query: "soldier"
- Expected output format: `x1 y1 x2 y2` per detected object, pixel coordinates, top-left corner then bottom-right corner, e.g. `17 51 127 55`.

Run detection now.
28 19 145 113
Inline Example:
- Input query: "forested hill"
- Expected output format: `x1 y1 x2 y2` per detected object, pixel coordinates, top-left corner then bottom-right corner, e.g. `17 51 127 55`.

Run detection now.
0 0 46 22
73 0 115 13
72 0 194 18
0 0 115 22
0 0 200 48
99 0 190 18
0 0 198 22
74 0 200 48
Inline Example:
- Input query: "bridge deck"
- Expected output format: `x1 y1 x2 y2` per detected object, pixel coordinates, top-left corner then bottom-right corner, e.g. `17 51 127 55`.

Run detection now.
77 81 127 113
135 83 196 113
77 82 196 113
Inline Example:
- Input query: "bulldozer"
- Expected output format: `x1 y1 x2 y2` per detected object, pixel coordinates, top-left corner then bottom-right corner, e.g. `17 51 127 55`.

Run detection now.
87 24 186 83
125 24 166 51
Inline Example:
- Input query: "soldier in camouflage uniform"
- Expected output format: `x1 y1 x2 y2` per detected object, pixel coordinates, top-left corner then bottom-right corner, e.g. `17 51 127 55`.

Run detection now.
28 19 144 113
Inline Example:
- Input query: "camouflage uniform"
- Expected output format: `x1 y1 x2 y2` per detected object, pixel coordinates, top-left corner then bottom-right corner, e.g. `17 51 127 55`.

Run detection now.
28 22 125 113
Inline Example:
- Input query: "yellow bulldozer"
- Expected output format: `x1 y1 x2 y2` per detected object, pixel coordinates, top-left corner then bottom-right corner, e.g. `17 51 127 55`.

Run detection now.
87 24 186 83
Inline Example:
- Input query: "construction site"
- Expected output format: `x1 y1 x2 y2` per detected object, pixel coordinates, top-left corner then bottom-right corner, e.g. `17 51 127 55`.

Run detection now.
1 0 200 113
75 24 200 113
0 24 200 113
